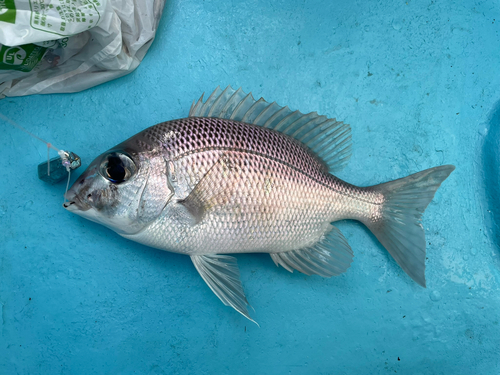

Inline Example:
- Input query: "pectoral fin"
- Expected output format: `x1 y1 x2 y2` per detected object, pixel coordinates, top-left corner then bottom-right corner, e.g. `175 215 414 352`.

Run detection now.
191 254 257 324
175 155 239 225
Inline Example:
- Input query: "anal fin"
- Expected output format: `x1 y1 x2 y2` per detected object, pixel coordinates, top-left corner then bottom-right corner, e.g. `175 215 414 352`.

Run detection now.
271 225 353 277
191 254 257 324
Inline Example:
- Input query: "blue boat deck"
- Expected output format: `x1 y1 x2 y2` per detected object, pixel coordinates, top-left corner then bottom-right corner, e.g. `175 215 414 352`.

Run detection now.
1 0 499 373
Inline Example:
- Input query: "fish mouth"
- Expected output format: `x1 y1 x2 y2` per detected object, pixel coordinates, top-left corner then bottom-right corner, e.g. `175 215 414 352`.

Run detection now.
63 193 91 212
63 200 79 211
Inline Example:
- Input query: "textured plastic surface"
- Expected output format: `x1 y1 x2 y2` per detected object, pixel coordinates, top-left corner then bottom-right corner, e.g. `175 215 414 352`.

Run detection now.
0 0 499 374
0 0 166 97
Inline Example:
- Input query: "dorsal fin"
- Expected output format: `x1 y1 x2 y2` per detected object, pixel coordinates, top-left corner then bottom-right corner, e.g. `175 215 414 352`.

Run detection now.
189 86 352 173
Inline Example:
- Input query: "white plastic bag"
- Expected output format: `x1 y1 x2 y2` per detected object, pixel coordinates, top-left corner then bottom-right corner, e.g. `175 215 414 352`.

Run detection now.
0 0 166 98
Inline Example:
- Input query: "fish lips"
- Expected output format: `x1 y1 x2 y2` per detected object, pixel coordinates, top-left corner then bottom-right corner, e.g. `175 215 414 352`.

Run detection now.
63 193 91 212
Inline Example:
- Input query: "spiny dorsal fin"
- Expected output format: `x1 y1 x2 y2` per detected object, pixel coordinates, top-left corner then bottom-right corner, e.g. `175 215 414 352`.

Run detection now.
270 224 354 277
189 86 352 173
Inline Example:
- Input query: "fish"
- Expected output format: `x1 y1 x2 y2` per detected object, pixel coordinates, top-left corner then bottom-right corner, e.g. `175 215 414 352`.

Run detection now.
64 86 455 322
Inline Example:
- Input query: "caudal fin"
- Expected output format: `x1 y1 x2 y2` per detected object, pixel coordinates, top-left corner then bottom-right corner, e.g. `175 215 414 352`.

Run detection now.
367 165 455 287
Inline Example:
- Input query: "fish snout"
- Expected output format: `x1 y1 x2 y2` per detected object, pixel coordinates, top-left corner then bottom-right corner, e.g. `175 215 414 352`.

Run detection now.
63 189 91 211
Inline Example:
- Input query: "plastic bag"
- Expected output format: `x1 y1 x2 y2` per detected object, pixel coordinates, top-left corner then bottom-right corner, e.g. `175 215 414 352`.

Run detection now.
0 0 166 98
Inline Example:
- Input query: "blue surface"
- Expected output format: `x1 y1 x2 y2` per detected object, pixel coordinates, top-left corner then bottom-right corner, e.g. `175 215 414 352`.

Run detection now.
1 0 499 373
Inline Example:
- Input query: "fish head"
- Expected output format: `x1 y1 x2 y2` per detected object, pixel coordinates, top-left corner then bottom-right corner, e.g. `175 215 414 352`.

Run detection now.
64 142 173 235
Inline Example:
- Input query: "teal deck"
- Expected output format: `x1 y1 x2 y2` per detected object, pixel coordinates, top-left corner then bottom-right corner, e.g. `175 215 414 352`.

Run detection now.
1 0 499 373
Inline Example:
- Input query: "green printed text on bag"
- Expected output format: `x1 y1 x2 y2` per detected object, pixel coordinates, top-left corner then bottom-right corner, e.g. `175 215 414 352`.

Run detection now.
29 0 101 37
0 0 16 24
0 44 47 72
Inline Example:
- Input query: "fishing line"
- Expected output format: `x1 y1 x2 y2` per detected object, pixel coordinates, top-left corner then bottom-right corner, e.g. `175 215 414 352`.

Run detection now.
64 169 72 204
0 112 61 151
0 111 81 201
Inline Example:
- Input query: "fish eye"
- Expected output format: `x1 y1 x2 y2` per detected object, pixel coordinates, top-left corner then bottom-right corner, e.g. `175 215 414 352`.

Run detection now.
99 152 137 184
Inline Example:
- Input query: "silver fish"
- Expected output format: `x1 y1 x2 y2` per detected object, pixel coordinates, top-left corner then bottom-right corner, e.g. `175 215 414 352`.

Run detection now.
64 86 454 322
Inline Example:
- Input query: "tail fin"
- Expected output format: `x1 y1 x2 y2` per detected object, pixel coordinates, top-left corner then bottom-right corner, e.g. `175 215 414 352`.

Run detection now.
367 165 455 287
